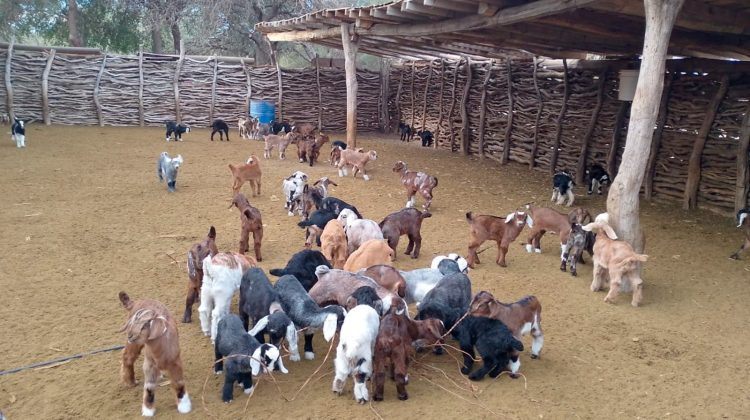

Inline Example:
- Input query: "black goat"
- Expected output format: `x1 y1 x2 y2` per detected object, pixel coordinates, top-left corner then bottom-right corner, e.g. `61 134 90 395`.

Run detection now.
269 249 331 291
320 196 363 219
586 164 610 195
271 121 293 135
417 129 434 147
165 120 190 142
398 122 414 142
457 316 524 381
415 266 471 338
211 119 230 141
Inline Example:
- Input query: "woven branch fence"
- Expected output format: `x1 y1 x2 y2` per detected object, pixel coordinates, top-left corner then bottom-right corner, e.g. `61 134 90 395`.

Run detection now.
389 59 750 216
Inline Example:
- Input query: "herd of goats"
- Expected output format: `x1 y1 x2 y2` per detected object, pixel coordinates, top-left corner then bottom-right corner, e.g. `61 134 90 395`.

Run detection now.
6 113 750 417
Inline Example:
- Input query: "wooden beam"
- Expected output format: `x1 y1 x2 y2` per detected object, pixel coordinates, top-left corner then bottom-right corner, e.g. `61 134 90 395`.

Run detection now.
315 55 323 130
210 57 218 123
275 50 283 122
684 74 730 210
138 50 144 127
575 70 607 184
529 56 542 169
478 60 493 159
42 49 55 125
549 58 568 174
460 56 472 156
735 106 750 213
435 59 446 147
607 102 628 179
242 58 252 119
447 59 461 152
173 39 185 123
0 42 101 55
424 0 478 13
421 59 433 131
395 65 404 129
5 39 14 122
380 58 391 132
410 60 417 129
644 73 674 201
341 23 359 148
402 1 454 17
502 57 513 165
93 54 107 127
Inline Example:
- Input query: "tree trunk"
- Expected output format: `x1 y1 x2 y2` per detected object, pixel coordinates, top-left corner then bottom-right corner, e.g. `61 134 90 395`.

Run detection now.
734 106 750 213
607 0 685 257
151 27 163 54
341 23 359 148
644 73 674 200
171 23 182 54
66 0 84 47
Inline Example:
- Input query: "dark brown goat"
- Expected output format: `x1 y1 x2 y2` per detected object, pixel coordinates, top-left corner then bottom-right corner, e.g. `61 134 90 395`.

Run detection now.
297 133 330 166
379 208 432 259
373 311 445 401
392 161 438 211
230 193 263 262
183 226 218 323
301 177 338 220
466 211 529 268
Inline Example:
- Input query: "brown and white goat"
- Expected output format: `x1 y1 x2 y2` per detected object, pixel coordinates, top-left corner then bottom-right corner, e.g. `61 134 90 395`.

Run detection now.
358 264 407 298
119 292 191 417
230 193 263 262
337 148 377 181
730 208 750 260
380 207 432 260
465 210 530 268
238 117 258 140
298 133 330 166
301 177 338 220
524 205 592 271
310 266 401 315
320 219 348 269
263 132 298 159
392 161 438 211
373 310 445 401
343 239 395 272
228 155 262 196
582 220 648 307
183 226 218 323
469 291 544 363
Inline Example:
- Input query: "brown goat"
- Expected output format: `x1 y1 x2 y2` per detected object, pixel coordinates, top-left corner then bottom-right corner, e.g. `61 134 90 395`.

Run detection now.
230 193 263 262
380 207 432 260
392 161 438 211
469 291 544 361
373 310 445 401
119 292 191 416
343 239 394 272
296 123 317 139
358 264 407 298
228 155 262 196
466 210 529 268
301 177 338 220
320 219 348 269
582 220 648 306
524 205 592 271
183 226 218 323
298 133 330 166
310 266 401 314
337 148 377 181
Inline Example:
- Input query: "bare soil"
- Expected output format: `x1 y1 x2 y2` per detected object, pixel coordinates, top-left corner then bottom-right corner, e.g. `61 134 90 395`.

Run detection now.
0 125 748 419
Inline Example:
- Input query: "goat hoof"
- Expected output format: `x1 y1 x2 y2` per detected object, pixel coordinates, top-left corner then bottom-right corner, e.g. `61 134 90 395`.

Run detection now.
461 367 470 375
374 395 383 402
530 354 539 360
497 262 507 268
398 394 409 401
510 373 520 379
410 254 418 259
571 271 577 277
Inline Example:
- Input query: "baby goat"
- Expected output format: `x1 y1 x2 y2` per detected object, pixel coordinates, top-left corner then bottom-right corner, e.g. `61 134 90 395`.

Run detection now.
184 226 218 323
199 252 256 342
457 316 524 381
11 118 25 148
210 119 230 141
586 164 610 195
730 208 750 260
270 249 331 291
393 161 438 211
338 148 378 181
282 171 308 217
332 304 380 404
157 152 183 192
228 155 262 196
229 193 263 262
165 120 190 142
551 171 575 207
380 208 432 260
466 210 530 268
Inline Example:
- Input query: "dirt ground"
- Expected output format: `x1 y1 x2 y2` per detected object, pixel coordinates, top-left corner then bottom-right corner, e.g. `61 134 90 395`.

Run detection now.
0 125 748 419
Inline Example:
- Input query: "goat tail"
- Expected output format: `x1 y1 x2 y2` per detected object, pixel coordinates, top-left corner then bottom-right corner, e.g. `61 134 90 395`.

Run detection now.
615 254 648 271
297 220 314 228
511 336 525 352
422 211 432 219
208 226 216 239
269 268 286 277
465 212 474 222
119 291 133 310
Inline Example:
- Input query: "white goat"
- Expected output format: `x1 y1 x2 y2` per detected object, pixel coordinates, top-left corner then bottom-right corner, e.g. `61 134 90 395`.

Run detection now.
199 253 254 342
332 304 380 404
337 208 384 255
282 171 308 216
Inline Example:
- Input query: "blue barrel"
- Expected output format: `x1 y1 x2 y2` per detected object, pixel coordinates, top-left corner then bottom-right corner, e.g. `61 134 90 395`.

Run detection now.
250 100 276 124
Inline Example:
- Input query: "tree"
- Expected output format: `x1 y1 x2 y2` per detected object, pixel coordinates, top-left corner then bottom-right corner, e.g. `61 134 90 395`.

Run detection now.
66 0 84 46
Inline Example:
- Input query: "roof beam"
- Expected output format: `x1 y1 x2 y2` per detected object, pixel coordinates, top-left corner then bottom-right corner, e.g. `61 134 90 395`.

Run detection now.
422 0 478 14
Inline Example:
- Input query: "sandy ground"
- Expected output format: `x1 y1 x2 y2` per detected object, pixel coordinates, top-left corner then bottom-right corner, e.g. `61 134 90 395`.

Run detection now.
0 125 749 420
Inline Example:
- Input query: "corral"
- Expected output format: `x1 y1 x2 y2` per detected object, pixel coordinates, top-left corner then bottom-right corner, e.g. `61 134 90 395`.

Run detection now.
0 126 748 418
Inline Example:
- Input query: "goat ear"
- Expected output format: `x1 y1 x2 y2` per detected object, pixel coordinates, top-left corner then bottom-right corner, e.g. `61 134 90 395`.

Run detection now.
303 184 309 192
285 323 299 351
323 314 337 342
313 179 321 186
505 213 515 224
248 316 269 336
250 349 262 376
147 318 168 340
525 215 534 228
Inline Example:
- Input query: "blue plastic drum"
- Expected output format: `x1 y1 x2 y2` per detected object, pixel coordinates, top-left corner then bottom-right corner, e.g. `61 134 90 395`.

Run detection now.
249 100 276 124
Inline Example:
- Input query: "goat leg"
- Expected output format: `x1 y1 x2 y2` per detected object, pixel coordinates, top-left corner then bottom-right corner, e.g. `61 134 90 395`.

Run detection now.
168 363 191 413
730 237 750 259
495 241 508 267
183 286 199 323
141 356 161 416
253 228 263 262
466 240 482 267
604 273 622 304
120 342 143 386
395 372 408 400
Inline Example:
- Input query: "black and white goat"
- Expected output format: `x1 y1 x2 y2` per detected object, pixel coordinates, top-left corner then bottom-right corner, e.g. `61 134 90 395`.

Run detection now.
730 208 750 260
165 120 190 142
332 304 380 403
157 152 183 192
430 253 469 273
11 118 25 148
562 223 596 276
274 274 347 360
214 314 282 402
586 164 610 195
239 267 299 366
271 121 293 135
346 286 384 314
457 316 524 381
269 249 331 291
551 171 575 207
283 171 308 216
415 265 472 337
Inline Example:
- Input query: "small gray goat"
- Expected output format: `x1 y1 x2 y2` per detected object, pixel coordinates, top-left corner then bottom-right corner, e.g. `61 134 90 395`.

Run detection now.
157 152 184 192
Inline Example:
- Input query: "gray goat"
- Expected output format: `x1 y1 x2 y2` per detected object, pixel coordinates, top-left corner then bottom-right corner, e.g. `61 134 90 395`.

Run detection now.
400 259 461 306
415 262 472 338
157 152 184 192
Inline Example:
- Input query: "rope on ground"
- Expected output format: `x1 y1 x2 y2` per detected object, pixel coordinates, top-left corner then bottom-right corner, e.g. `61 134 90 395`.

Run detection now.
0 344 125 376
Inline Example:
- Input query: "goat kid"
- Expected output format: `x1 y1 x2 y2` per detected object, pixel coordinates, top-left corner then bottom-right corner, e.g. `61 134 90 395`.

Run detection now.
562 223 596 276
330 140 347 166
199 252 256 342
338 149 378 181
263 132 297 159
228 155 262 196
11 118 26 148
586 164 610 195
210 119 230 141
282 171 308 217
730 208 750 260
551 171 575 207
184 226 218 323
332 304 380 404
165 120 190 142
229 193 263 261
416 129 434 147
466 210 530 268
398 122 414 142
269 249 331 291
380 207 432 259
338 208 384 255
393 161 438 211
457 316 524 381
430 253 469 273
157 152 183 192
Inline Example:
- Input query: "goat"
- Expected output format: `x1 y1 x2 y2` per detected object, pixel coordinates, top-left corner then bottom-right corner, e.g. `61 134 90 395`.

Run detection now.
330 141 347 166
238 116 258 140
415 268 472 337
551 171 575 206
271 120 293 135
183 226 218 323
332 305 380 403
296 122 317 140
466 210 529 268
299 208 338 248
165 120 190 142
239 267 300 365
156 152 183 192
380 207 432 259
118 292 191 416
11 118 26 148
392 161 438 211
358 264 406 298
321 196 362 219
301 177 338 220
582 220 648 306
228 155 262 196
298 133 330 166
398 122 414 142
275 274 346 360
469 291 544 361
373 310 445 401
320 219 348 269
199 252 256 342
730 208 750 260
430 253 469 274
586 164 610 195
457 316 524 381
311 266 401 316
229 193 263 262
343 239 395 272
338 148 378 181
416 129 434 147
282 171 308 217
346 286 384 314
524 205 592 271
400 259 461 306
269 249 331 291
338 208 384 255
210 119 230 141
562 223 596 276
263 132 297 159
214 314 282 402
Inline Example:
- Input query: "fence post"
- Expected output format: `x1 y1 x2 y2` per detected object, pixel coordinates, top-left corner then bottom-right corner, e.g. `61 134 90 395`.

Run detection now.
42 49 56 125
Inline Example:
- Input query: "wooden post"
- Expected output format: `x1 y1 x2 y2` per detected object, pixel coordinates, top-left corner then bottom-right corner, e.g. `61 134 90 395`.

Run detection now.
683 74 730 210
502 58 514 165
460 57 472 155
378 58 390 132
4 39 14 122
575 70 608 184
477 60 493 159
434 59 445 148
316 55 323 130
395 67 403 132
173 39 185 123
138 50 144 127
93 54 107 127
42 49 56 125
275 52 283 122
242 58 252 117
607 0 686 268
608 102 629 177
530 56 543 168
644 73 674 200
420 60 432 131
549 58 568 174
447 59 461 152
341 23 359 148
410 60 416 129
209 56 218 123
735 106 750 213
